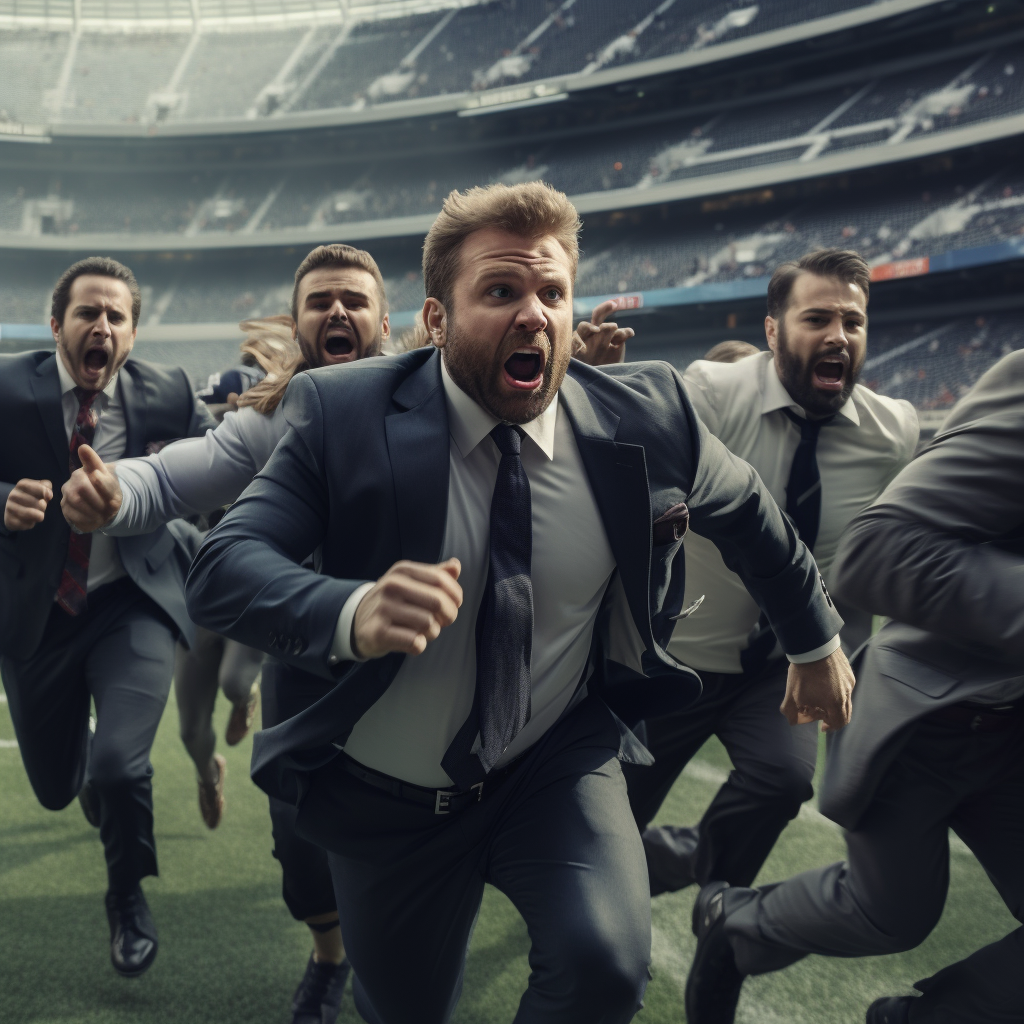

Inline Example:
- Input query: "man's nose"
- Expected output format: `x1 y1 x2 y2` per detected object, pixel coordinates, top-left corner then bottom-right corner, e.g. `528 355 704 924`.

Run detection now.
327 300 349 321
824 317 850 348
515 298 548 334
93 312 112 338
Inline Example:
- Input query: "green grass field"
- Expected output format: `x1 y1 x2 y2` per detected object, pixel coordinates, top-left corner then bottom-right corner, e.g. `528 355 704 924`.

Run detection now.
1 682 1016 1024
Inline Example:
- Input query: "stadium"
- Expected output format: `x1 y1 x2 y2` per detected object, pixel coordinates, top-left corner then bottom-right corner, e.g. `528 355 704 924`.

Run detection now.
1 1 1021 1022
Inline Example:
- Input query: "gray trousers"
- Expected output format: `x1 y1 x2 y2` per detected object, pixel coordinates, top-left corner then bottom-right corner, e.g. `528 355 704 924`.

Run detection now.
724 713 1024 1024
1 578 175 892
174 625 263 773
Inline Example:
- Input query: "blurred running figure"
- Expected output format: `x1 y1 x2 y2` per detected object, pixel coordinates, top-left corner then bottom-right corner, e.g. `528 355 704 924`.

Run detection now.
62 245 390 1024
624 249 919 898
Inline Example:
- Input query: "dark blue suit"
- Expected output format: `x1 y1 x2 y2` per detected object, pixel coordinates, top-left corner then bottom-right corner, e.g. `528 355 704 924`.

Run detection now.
186 348 840 1023
0 351 214 893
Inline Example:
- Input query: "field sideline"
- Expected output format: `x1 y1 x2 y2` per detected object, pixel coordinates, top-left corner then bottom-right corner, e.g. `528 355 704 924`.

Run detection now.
0 683 1015 1024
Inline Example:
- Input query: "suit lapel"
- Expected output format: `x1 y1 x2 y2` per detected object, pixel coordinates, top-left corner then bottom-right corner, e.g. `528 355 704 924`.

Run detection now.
30 354 71 473
119 360 147 457
560 371 655 653
384 349 450 564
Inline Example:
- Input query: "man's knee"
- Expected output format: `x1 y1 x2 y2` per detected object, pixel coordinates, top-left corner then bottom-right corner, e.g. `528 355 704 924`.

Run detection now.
89 745 150 789
549 926 649 1021
731 756 814 810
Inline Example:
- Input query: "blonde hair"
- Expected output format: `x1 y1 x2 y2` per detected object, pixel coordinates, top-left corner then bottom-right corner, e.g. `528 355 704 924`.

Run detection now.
422 182 582 313
394 320 432 352
234 315 304 415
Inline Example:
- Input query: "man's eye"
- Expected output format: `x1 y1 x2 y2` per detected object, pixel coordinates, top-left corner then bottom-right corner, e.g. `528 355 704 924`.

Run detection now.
544 289 562 301
489 286 512 298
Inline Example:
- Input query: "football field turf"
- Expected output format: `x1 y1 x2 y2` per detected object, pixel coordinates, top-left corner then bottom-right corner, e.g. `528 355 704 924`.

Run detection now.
0 682 1015 1024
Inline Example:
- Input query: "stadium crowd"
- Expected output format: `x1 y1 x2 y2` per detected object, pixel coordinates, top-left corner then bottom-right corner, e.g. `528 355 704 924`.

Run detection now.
1 181 1021 1024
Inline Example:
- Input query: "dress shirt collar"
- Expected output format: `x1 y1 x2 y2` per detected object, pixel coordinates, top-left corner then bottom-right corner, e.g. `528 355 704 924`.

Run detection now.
440 353 557 460
55 350 120 403
760 352 859 426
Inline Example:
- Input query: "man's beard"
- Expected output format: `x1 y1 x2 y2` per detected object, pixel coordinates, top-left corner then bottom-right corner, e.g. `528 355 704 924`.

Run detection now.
442 314 570 425
774 321 862 417
296 318 384 369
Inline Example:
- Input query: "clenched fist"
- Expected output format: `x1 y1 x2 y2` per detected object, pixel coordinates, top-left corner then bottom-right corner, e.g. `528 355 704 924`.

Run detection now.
61 444 122 533
781 647 856 732
353 558 463 659
4 478 53 531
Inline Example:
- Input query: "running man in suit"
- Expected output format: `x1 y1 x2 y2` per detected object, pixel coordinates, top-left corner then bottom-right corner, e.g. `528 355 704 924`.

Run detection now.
61 245 390 1024
185 181 851 1024
0 257 214 977
685 349 1024 1024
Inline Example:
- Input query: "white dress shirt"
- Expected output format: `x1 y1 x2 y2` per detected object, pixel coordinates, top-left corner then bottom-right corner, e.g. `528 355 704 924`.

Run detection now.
672 351 919 674
56 353 127 591
337 357 617 788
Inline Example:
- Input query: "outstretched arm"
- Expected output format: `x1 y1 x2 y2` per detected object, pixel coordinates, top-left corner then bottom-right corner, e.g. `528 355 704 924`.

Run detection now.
62 406 281 535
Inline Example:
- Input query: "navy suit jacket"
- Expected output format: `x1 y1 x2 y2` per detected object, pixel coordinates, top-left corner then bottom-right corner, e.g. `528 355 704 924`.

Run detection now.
185 348 841 803
0 350 215 659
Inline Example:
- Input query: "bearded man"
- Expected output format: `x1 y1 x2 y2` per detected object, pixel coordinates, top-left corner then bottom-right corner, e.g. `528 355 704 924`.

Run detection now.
183 184 850 1024
624 248 920 902
60 244 389 1024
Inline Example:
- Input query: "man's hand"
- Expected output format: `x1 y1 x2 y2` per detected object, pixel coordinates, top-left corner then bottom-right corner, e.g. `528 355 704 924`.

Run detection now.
4 478 53 531
781 648 856 732
574 299 635 366
353 558 463 659
61 445 122 533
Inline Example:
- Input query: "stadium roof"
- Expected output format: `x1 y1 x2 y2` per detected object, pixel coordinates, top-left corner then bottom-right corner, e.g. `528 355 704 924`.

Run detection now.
0 0 474 31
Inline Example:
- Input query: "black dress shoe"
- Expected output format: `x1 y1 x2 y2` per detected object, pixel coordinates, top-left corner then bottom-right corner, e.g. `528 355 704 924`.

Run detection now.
866 996 914 1023
105 886 158 978
78 782 101 828
642 824 698 896
291 953 352 1024
685 881 745 1024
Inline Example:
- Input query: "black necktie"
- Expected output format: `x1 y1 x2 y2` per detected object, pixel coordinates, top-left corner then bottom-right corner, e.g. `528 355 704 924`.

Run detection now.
442 424 534 789
740 409 833 675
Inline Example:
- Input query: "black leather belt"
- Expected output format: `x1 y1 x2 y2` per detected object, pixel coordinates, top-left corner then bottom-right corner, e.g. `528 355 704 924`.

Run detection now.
342 753 526 814
926 699 1024 734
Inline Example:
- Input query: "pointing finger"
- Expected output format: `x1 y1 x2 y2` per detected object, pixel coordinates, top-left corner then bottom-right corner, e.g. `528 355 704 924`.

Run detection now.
591 299 619 326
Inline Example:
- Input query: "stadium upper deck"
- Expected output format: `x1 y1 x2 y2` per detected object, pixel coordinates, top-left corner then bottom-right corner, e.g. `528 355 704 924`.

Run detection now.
0 0 934 128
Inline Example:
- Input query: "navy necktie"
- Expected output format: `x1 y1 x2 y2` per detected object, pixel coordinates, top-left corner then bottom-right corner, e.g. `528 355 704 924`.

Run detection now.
442 424 534 789
740 409 833 675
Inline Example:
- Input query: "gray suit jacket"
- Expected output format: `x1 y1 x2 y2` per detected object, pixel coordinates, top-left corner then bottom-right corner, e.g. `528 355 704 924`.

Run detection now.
0 351 215 659
821 350 1024 830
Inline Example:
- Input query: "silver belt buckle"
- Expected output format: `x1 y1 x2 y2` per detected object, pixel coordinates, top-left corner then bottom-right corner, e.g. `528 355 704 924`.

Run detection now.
434 789 454 814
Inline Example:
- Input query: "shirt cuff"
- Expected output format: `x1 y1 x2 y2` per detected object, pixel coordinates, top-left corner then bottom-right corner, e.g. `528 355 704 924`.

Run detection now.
786 634 841 665
328 582 375 666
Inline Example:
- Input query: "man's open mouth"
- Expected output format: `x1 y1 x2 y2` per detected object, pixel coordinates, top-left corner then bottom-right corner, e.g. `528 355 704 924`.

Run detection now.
812 356 847 391
502 348 544 390
324 327 355 358
83 348 109 373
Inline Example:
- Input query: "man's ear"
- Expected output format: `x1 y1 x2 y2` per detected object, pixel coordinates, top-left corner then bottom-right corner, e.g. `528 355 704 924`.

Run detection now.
50 316 61 347
423 298 446 348
380 313 391 342
765 315 779 354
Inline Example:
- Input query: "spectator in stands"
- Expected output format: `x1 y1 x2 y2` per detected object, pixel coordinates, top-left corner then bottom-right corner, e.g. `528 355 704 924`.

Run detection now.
183 181 848 1024
623 249 919 908
0 257 215 978
173 318 299 830
704 339 761 362
686 349 1024 1024
61 244 390 1024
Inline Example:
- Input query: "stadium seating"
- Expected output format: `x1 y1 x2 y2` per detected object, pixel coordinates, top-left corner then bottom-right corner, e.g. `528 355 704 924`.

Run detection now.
0 0 902 126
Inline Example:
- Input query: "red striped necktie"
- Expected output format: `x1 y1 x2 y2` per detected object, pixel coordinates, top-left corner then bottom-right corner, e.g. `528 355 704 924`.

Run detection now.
55 387 100 616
